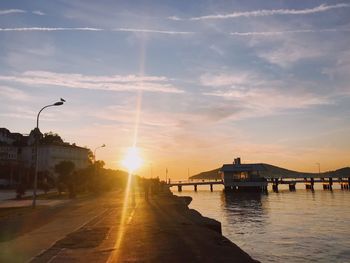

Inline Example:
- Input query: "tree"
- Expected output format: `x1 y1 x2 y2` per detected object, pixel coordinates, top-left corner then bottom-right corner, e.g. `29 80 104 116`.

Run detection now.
87 149 94 164
39 171 51 195
41 132 64 144
55 161 75 198
94 160 105 169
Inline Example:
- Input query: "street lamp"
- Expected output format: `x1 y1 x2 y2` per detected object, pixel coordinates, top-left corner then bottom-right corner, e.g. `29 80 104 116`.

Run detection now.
94 144 106 163
32 99 65 208
93 144 106 182
316 162 321 175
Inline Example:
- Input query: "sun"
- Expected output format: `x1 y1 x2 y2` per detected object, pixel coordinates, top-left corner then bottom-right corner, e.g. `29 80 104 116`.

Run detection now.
122 146 143 173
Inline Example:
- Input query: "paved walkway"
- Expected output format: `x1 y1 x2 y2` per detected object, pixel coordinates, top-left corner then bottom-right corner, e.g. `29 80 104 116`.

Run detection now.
0 190 55 202
0 199 68 208
0 192 123 263
0 190 259 263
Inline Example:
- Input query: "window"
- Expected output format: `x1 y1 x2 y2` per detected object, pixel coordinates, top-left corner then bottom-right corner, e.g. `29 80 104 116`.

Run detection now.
240 172 248 180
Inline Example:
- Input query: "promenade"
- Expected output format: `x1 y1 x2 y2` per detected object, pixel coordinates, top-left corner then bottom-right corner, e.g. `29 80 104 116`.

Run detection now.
0 189 258 263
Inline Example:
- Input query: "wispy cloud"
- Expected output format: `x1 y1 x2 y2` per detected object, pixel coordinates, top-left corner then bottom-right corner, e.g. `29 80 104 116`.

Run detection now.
0 27 194 35
32 10 45 16
256 38 325 68
0 27 103 32
200 72 331 116
203 88 329 110
91 105 181 128
0 85 32 101
230 28 350 36
167 16 181 21
0 9 26 15
172 3 350 21
0 71 184 94
200 72 253 87
114 28 194 35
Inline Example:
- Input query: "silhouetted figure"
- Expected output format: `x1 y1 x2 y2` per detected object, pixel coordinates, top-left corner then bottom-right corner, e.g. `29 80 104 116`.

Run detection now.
143 179 150 201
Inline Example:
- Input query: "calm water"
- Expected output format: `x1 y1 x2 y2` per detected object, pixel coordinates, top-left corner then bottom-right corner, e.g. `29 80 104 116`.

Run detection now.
174 185 350 263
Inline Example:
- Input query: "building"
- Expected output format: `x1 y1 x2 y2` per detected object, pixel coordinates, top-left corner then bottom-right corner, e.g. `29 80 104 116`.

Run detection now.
0 128 91 184
220 157 268 191
0 128 26 186
21 144 90 176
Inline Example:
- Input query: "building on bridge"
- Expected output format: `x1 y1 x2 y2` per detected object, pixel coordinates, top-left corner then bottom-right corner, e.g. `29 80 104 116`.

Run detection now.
220 157 268 191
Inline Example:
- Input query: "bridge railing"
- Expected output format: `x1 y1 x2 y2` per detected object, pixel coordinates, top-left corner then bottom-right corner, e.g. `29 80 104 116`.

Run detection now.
167 179 222 185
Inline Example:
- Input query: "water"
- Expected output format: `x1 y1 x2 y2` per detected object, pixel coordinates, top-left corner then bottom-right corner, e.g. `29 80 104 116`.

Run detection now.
174 185 350 263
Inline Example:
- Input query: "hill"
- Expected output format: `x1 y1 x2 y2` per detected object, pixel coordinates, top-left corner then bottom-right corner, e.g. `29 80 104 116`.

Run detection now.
190 164 350 179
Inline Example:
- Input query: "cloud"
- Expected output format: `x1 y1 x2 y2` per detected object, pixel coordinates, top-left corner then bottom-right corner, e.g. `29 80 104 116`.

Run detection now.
0 27 103 32
0 85 32 101
255 36 326 67
114 28 194 35
258 46 323 68
0 9 26 15
0 27 195 35
203 88 329 110
200 72 253 87
167 16 181 21
91 105 181 127
0 71 184 94
209 45 224 56
230 28 350 36
200 72 331 117
32 10 45 16
184 3 350 21
322 50 350 94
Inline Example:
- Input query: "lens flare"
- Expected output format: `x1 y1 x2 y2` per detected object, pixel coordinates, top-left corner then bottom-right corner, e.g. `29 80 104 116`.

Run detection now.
122 146 143 173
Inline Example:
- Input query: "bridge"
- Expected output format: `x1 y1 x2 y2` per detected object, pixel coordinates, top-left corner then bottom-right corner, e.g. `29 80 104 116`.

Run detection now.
168 179 223 192
267 177 350 191
167 177 350 192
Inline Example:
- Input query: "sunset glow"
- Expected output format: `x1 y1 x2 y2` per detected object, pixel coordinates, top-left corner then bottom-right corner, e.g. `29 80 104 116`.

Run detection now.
122 147 143 173
0 1 349 178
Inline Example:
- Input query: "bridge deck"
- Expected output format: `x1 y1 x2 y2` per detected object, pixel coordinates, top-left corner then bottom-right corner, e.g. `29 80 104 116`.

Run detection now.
168 178 349 187
168 180 223 187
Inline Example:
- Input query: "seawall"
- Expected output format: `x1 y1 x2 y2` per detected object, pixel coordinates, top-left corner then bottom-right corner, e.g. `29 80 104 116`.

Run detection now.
116 188 260 262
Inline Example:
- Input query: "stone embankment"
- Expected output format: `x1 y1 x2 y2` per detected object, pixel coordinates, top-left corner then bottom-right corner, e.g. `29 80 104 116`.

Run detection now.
110 189 259 262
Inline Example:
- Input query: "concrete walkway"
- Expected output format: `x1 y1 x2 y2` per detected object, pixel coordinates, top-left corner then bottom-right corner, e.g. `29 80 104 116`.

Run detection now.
0 199 68 208
0 190 259 263
0 192 122 263
0 190 56 202
32 192 257 262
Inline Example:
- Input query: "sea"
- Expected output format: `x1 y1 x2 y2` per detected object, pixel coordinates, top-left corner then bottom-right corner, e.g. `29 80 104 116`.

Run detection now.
174 184 350 263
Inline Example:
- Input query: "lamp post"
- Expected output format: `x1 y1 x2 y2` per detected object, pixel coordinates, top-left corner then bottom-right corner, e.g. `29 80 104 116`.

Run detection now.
93 144 106 163
32 99 65 208
316 162 321 175
93 144 106 186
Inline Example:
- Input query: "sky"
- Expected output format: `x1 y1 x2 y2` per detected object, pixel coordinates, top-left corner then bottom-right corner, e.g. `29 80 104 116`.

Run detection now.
0 0 349 179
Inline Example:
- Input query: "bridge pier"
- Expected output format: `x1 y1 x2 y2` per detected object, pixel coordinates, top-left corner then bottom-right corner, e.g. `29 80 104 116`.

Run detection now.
345 177 350 190
323 178 333 190
178 185 182 192
210 184 213 192
262 185 268 193
289 183 296 191
343 178 350 190
194 184 197 192
305 178 314 190
339 178 345 190
272 178 279 192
